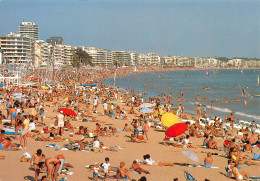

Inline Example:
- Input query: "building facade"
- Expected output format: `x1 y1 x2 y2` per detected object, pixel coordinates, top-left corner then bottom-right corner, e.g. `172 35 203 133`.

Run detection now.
85 47 112 65
0 32 31 64
111 50 131 66
46 37 63 46
19 22 39 40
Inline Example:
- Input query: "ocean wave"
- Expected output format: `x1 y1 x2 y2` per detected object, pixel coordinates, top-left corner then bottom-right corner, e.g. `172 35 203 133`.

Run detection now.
212 106 232 113
235 112 260 120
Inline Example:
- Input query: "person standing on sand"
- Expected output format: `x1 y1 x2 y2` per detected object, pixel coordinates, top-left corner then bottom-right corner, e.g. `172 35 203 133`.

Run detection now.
6 97 13 119
57 110 65 136
30 149 43 181
143 121 149 140
19 115 29 149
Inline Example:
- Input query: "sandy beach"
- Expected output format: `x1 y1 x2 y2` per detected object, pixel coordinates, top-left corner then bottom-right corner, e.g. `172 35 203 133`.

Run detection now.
0 66 259 181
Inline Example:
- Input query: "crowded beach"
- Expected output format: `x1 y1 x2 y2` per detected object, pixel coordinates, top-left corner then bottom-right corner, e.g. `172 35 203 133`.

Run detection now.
0 66 259 181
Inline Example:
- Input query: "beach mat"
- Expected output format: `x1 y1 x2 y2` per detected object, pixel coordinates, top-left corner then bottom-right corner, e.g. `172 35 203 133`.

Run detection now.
188 164 218 169
250 177 260 180
108 176 128 180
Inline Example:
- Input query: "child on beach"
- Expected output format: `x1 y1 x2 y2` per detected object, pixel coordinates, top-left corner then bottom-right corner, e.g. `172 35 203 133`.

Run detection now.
30 149 43 181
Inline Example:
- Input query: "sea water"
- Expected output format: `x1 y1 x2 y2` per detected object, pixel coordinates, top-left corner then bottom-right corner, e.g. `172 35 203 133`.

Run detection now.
104 69 260 123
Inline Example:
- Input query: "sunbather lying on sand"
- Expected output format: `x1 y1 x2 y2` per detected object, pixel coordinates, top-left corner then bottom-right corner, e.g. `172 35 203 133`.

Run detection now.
131 160 151 174
143 154 173 166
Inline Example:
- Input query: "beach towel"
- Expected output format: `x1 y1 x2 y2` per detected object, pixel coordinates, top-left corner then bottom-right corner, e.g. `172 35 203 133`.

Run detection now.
188 164 218 169
108 176 128 180
249 176 260 180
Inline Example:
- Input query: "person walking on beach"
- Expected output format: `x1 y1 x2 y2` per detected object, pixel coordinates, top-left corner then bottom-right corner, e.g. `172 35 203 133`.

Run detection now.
197 105 201 118
6 97 13 119
143 121 149 140
93 97 98 113
19 115 29 149
57 110 65 136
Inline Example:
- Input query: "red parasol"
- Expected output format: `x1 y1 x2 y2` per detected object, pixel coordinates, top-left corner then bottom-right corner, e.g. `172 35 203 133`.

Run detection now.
58 108 77 116
165 123 188 137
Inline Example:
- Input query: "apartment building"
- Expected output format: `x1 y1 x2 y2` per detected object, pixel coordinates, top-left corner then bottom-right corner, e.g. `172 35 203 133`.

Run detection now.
0 32 31 64
85 47 112 65
63 45 74 66
19 22 39 40
147 53 161 65
129 51 139 66
46 37 63 46
111 50 131 66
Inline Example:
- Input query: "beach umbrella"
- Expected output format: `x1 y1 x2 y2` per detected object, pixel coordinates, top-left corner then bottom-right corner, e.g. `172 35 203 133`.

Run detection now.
165 123 188 137
11 92 22 98
0 83 4 87
108 100 118 104
139 107 153 113
64 96 76 101
161 112 179 127
181 151 200 163
139 103 155 108
41 86 49 90
58 108 77 116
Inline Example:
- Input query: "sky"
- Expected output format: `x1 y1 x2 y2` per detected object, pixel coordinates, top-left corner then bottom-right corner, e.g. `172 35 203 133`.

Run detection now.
0 0 259 58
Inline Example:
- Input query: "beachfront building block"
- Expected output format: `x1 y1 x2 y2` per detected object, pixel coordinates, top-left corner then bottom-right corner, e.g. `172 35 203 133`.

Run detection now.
111 50 131 66
0 32 31 64
84 47 112 66
19 21 39 40
47 36 64 46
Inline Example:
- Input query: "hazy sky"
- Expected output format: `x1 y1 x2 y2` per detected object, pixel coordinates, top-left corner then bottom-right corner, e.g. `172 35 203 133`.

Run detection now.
0 0 259 58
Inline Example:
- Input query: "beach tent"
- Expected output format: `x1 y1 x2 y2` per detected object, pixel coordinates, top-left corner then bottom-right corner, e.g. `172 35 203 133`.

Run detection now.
161 112 179 127
0 83 4 87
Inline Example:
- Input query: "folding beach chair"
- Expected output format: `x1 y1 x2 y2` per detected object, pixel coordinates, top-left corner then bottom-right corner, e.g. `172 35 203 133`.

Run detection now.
184 170 197 181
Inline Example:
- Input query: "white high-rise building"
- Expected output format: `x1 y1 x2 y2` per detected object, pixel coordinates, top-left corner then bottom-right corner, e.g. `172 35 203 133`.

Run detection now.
129 51 139 66
63 45 74 66
0 32 31 64
19 22 39 40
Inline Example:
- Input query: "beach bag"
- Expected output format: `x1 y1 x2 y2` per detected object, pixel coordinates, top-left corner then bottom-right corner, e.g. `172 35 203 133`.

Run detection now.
20 155 30 162
253 153 259 160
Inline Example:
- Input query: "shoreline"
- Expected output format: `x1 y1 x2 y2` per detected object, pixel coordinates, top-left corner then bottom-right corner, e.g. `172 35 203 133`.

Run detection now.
103 67 260 123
